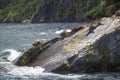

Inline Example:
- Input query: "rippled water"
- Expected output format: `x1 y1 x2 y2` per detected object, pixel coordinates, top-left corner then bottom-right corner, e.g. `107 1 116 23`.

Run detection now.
0 23 120 80
0 23 85 51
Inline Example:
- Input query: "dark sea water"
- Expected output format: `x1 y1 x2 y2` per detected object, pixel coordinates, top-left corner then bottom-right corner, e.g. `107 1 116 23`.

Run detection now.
0 23 120 80
0 23 83 52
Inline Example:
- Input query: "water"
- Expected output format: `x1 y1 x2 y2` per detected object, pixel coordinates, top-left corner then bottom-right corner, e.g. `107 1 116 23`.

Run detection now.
0 23 120 80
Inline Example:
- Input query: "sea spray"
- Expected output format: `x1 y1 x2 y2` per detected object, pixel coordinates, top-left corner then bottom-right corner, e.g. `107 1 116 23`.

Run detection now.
7 66 45 76
1 49 21 62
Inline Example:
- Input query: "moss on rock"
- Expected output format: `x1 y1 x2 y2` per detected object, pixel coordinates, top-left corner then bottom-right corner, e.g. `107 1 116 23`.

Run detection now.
83 44 95 54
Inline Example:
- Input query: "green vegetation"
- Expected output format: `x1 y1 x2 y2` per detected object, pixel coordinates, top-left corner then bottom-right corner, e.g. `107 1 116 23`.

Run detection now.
0 0 45 22
31 0 100 22
85 0 120 19
0 0 100 22
83 44 95 54
0 0 119 23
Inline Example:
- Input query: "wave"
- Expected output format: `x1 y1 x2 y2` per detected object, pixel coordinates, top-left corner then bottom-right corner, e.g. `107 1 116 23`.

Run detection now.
1 49 21 62
39 32 48 35
7 66 45 76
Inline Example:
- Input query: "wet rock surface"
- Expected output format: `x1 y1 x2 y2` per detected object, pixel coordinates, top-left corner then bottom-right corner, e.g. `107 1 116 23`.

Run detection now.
14 15 120 74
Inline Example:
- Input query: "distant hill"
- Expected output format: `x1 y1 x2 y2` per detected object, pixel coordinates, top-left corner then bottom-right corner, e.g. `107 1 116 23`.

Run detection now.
0 0 119 23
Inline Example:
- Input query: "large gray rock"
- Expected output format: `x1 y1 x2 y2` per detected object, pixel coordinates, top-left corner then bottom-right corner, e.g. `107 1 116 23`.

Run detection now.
53 17 120 73
14 16 120 74
58 28 120 73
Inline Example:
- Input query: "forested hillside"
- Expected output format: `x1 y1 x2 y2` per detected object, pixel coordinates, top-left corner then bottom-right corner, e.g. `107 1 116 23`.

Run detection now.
0 0 119 23
0 0 44 22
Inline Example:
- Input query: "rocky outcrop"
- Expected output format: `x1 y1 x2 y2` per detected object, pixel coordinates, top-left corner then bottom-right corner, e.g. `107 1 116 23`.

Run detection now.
14 14 120 74
53 16 120 73
14 37 61 66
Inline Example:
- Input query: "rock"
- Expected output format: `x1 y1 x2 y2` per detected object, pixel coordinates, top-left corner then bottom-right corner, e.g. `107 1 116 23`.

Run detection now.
14 37 61 66
52 17 120 73
14 46 43 66
69 28 120 73
14 16 120 74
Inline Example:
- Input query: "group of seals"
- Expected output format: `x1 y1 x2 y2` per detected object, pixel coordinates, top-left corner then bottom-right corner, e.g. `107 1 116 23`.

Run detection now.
32 9 120 47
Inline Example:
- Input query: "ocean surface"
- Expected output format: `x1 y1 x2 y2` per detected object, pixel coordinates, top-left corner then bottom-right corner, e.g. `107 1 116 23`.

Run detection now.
0 23 120 80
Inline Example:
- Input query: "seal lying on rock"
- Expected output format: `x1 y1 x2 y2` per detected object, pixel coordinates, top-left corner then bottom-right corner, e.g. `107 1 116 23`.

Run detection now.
32 40 44 46
59 26 85 38
59 29 72 38
87 20 102 35
72 26 85 33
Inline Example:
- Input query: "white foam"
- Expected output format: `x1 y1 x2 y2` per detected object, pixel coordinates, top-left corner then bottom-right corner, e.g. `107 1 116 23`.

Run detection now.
29 72 87 79
7 66 45 76
39 32 48 35
1 49 21 62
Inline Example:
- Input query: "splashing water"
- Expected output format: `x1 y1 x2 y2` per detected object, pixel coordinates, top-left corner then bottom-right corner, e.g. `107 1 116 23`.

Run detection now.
1 49 21 62
7 66 45 76
0 49 45 78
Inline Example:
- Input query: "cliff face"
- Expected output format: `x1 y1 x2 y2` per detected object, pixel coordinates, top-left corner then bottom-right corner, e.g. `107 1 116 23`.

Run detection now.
14 12 120 73
31 0 100 23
